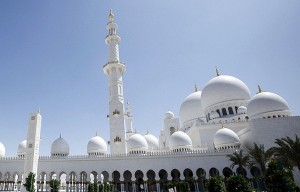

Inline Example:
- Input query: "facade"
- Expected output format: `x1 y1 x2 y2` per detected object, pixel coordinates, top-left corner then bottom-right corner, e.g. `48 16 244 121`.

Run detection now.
0 10 300 192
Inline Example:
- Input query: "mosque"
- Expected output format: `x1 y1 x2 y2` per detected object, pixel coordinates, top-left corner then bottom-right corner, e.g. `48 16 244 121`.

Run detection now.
0 10 299 192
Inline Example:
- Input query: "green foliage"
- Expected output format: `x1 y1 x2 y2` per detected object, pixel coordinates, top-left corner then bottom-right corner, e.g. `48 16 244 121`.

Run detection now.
225 175 251 192
98 182 112 192
23 172 35 192
271 134 300 171
49 179 60 192
87 182 94 192
265 160 299 192
207 176 225 192
226 150 251 176
165 180 190 192
247 143 273 176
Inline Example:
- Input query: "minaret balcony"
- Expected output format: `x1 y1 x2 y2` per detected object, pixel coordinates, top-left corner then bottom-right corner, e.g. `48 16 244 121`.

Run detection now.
103 62 126 75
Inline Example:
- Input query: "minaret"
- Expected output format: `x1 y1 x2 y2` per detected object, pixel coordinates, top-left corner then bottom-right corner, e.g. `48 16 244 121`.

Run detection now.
103 9 127 154
21 111 42 192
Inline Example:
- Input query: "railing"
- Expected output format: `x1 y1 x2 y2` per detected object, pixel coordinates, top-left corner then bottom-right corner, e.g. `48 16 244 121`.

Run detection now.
0 148 237 161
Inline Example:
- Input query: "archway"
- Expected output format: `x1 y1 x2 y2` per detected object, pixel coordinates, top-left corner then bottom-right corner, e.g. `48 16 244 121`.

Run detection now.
183 168 195 191
159 169 168 192
112 171 121 192
222 167 233 178
135 170 144 192
123 170 132 192
209 168 219 177
146 170 156 192
68 171 77 192
196 168 207 192
171 169 180 181
59 172 67 191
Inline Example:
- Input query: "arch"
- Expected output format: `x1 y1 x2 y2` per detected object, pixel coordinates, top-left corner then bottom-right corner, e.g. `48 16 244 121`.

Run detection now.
216 109 221 116
69 171 77 192
123 170 132 192
228 107 234 115
250 166 261 177
183 168 193 181
159 169 168 191
112 171 121 192
146 170 156 192
196 168 206 191
101 171 109 183
209 168 219 177
222 167 233 178
135 170 144 192
222 108 227 116
235 106 238 113
236 167 247 177
59 172 67 190
90 171 97 183
171 169 180 181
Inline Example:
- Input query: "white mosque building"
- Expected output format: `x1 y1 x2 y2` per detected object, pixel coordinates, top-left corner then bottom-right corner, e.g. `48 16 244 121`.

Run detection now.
0 10 299 192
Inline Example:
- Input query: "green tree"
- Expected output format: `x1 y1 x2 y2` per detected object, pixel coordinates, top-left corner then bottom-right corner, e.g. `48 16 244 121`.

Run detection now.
225 175 251 192
247 143 273 176
271 134 300 172
23 172 35 192
207 176 225 192
226 150 251 176
87 182 94 192
49 179 60 192
264 160 299 192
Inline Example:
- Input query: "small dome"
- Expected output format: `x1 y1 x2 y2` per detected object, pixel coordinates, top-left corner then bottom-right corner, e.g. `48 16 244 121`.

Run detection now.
247 92 291 119
17 140 27 157
237 106 247 115
165 111 175 119
144 132 159 149
87 135 107 155
214 127 240 149
210 111 220 120
179 91 205 126
51 136 69 156
201 75 251 110
128 134 148 153
0 142 5 157
169 131 192 151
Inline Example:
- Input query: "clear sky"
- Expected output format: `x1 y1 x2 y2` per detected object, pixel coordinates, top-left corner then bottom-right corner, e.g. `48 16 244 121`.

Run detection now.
0 1 299 156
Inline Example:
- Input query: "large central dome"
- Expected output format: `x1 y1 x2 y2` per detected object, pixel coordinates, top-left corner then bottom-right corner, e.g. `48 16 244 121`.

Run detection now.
201 75 251 110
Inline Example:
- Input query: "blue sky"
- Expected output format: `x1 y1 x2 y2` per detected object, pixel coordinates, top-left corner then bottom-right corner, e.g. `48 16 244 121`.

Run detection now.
0 1 299 156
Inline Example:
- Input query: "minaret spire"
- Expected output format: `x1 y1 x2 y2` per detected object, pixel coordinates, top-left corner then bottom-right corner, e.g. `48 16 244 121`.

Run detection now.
103 10 127 154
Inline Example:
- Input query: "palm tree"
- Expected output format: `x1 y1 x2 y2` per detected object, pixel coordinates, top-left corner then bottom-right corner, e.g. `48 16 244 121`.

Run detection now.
271 134 300 171
246 143 273 176
226 150 252 176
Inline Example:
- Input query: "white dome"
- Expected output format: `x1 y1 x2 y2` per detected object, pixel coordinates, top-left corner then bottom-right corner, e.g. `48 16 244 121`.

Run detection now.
201 75 251 110
210 111 220 119
51 136 70 156
169 131 192 151
179 91 204 125
248 91 291 119
165 111 175 119
128 134 148 153
144 132 159 149
17 140 27 157
237 106 247 115
214 127 240 149
0 142 5 157
87 135 107 155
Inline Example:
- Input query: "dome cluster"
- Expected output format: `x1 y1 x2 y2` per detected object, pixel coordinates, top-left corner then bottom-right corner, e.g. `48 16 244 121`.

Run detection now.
127 132 159 154
179 72 291 126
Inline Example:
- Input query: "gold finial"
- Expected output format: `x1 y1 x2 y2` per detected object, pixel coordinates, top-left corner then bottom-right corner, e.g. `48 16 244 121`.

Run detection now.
38 106 41 113
216 67 220 76
60 133 62 138
194 84 198 92
221 124 224 128
96 131 98 136
146 129 149 134
257 85 262 94
109 9 114 22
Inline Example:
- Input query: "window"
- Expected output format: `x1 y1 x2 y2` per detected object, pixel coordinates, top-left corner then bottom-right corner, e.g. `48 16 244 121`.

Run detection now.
222 108 227 116
170 127 175 135
216 109 221 116
28 144 33 148
235 106 238 113
228 107 234 115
